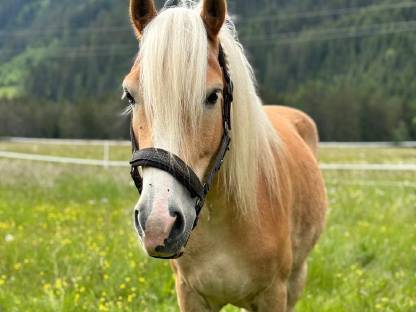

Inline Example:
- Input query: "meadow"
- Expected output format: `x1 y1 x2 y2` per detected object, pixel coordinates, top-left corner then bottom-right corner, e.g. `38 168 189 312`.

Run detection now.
0 142 415 311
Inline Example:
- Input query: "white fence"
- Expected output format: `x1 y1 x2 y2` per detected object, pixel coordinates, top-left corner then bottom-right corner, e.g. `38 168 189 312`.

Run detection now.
2 137 131 146
320 163 416 171
0 151 126 168
1 137 415 171
320 141 416 148
3 137 416 148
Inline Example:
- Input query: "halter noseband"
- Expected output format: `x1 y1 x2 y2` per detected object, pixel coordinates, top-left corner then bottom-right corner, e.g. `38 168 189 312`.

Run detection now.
129 44 233 229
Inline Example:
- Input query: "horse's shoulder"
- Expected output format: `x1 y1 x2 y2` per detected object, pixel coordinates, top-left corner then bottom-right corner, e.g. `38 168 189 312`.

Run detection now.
264 105 319 157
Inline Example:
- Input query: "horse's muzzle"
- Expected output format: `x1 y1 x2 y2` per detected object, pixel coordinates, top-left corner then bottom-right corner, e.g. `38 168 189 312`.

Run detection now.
134 203 190 259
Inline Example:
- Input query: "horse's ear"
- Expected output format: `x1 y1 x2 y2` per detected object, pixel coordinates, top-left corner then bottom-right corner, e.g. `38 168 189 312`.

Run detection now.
201 0 227 40
130 0 157 39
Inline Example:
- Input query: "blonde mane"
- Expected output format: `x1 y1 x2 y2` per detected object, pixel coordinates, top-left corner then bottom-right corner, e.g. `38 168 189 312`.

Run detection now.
139 5 207 155
218 22 287 218
138 1 286 218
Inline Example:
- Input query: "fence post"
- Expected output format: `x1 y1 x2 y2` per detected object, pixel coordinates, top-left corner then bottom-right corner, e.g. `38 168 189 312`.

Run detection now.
103 142 110 169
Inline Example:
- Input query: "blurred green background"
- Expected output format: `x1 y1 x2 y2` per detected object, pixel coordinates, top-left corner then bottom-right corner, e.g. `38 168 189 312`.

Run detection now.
1 0 416 141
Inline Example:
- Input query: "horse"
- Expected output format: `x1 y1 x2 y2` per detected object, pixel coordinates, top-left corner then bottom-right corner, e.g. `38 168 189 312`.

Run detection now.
122 0 327 310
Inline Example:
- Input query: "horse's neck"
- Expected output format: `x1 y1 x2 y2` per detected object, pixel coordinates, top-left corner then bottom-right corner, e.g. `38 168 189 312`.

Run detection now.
184 177 257 266
200 177 239 226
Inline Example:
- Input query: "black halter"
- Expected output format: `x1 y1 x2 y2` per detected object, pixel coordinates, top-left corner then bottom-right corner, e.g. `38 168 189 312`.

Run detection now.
129 44 233 228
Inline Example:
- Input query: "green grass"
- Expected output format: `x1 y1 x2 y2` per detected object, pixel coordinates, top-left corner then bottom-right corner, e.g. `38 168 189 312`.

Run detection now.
0 161 177 311
0 145 415 311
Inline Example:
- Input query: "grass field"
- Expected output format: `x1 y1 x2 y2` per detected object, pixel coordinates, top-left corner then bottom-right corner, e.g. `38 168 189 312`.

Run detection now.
0 142 415 311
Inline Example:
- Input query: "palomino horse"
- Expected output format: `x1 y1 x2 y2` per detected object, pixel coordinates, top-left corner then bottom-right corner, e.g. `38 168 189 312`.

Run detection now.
122 0 327 310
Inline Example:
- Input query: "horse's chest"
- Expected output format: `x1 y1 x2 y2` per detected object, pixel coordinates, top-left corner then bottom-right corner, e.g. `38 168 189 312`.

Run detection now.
182 238 275 306
188 251 255 302
178 212 279 305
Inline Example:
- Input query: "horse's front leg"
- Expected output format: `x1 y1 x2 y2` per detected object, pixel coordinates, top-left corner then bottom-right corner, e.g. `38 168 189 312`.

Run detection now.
175 276 221 312
248 279 288 312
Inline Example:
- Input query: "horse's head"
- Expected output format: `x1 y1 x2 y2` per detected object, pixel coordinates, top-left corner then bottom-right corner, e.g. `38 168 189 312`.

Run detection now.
122 0 229 258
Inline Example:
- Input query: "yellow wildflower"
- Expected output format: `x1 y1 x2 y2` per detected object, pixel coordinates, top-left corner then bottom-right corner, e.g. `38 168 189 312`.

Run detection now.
43 283 51 291
127 293 136 303
55 278 63 289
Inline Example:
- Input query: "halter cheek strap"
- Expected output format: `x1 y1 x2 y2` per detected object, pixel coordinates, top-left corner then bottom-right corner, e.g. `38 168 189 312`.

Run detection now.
129 44 233 229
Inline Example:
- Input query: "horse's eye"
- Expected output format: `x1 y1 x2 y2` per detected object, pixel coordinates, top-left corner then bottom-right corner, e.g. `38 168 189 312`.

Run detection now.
205 90 220 106
122 89 136 105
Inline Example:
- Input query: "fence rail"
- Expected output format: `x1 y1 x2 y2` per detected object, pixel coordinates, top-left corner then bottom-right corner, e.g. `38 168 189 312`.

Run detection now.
1 151 415 171
2 137 416 148
1 137 131 146
0 151 126 167
320 163 416 171
320 141 416 148
1 137 415 171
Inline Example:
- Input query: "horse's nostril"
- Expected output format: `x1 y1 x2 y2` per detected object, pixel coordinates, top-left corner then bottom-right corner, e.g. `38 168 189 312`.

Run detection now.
134 207 148 235
134 209 142 234
169 210 185 240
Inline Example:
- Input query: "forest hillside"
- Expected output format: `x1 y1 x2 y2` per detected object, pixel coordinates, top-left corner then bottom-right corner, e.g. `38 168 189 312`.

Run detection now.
1 0 415 141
